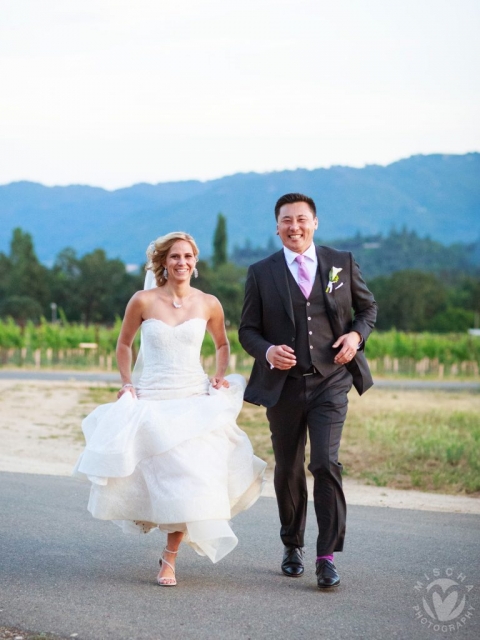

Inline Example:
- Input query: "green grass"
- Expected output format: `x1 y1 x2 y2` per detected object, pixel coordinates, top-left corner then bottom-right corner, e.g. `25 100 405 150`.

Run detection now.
236 388 480 495
344 390 480 494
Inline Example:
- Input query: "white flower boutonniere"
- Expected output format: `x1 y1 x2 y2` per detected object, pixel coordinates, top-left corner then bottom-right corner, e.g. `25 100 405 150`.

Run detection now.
326 267 343 293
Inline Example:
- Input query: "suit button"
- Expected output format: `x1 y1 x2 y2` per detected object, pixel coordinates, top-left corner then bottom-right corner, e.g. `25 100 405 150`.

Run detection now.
310 345 313 349
306 302 311 306
308 317 311 321
309 331 312 335
291 338 295 342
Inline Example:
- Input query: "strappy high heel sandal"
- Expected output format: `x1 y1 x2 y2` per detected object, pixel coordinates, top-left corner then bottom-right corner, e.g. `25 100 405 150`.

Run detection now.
157 547 178 587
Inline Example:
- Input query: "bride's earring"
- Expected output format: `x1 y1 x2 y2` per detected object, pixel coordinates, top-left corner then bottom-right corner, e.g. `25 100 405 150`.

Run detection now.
193 267 198 279
163 268 168 280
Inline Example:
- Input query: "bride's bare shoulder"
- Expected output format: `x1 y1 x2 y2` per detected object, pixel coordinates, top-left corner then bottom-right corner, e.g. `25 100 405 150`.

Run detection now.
191 288 216 304
194 290 224 316
126 288 157 312
133 288 158 301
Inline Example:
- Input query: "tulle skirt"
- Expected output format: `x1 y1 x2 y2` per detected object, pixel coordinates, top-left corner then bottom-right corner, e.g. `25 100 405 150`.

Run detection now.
73 374 266 562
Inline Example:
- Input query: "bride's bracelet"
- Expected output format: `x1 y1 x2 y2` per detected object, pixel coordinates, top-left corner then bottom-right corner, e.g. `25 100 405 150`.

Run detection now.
121 383 134 390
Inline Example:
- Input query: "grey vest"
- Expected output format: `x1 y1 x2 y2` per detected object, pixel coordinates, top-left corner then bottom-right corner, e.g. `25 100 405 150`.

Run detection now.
286 267 341 378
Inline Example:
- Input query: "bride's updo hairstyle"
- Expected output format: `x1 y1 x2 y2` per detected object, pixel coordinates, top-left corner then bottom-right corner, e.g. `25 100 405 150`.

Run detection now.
146 231 199 287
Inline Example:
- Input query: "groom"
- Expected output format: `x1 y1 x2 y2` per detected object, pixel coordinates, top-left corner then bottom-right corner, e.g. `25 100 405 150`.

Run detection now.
239 193 377 588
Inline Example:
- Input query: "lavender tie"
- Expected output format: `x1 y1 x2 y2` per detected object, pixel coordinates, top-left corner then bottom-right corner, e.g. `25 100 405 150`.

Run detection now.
295 254 312 298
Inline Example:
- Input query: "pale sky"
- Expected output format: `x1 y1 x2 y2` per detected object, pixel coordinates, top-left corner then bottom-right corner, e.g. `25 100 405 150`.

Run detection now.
1 0 479 189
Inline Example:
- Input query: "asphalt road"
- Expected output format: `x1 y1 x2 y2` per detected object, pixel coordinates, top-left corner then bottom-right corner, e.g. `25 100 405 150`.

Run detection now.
1 472 479 640
0 369 479 391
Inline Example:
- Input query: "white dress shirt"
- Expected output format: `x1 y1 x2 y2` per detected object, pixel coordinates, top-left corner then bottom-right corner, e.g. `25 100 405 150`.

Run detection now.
266 244 317 368
283 243 318 285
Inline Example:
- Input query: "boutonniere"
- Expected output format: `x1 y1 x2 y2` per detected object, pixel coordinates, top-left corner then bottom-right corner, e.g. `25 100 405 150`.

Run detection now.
326 267 343 293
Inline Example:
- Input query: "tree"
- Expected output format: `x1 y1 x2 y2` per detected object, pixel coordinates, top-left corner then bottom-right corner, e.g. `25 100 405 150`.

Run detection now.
0 252 11 299
207 262 246 326
370 270 447 331
75 249 141 324
1 228 50 314
0 295 43 325
194 258 247 327
49 248 82 321
0 228 145 325
429 307 474 332
212 213 228 269
193 259 213 293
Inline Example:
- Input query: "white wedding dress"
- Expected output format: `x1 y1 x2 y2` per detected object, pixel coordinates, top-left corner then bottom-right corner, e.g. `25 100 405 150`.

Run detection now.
73 317 266 563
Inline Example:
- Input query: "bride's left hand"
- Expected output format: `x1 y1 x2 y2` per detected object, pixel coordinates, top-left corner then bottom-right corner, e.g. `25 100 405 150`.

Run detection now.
117 385 137 399
210 376 230 389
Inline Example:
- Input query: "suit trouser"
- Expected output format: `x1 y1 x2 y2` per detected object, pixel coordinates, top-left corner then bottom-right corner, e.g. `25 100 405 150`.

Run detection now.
266 367 353 556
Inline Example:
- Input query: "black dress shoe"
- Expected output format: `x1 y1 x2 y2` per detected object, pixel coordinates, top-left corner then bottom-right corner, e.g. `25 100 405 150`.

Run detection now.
281 546 304 577
316 559 340 588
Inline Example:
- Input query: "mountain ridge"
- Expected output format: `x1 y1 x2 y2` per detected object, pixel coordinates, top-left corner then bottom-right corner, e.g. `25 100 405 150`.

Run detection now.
1 153 478 264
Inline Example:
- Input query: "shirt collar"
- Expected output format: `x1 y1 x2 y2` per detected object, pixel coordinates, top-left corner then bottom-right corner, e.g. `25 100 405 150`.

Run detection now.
283 243 317 265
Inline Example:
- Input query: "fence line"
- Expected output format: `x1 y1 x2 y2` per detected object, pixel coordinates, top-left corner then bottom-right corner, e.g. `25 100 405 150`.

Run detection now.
367 356 479 378
1 347 479 378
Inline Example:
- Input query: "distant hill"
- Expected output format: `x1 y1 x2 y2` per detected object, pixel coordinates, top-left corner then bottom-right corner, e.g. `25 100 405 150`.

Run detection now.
0 153 479 264
232 229 480 279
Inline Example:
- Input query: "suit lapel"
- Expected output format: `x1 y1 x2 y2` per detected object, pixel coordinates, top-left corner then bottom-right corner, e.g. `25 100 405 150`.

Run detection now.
317 246 341 334
269 251 295 327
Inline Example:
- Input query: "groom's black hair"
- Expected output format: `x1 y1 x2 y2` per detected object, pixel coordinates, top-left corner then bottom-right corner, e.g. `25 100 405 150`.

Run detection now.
274 193 317 220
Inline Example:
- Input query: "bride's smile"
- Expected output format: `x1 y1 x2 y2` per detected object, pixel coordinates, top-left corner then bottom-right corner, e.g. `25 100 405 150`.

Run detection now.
164 240 197 281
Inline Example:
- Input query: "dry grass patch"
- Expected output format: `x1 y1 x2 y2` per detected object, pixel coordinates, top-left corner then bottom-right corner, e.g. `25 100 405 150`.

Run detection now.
79 385 480 496
0 380 115 474
2 379 477 495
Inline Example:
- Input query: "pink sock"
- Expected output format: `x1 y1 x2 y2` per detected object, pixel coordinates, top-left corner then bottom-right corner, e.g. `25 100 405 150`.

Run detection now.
316 554 334 563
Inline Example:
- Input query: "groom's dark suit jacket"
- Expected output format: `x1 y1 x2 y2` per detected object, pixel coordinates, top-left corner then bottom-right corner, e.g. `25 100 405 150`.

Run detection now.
239 245 377 407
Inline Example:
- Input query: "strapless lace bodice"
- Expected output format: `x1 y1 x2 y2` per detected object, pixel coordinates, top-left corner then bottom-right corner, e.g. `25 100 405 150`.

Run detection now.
136 318 209 399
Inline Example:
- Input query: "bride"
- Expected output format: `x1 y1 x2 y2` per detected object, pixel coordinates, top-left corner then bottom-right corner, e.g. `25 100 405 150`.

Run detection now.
73 232 266 586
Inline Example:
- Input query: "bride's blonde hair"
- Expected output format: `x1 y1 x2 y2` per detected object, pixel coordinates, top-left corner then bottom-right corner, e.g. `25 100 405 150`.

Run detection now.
146 232 199 287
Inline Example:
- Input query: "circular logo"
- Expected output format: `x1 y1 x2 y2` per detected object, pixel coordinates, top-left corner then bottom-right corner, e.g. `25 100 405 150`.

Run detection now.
422 578 466 621
413 568 475 633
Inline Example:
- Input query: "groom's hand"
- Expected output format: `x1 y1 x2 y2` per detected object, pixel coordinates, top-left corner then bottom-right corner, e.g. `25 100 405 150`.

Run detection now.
267 345 297 370
333 332 362 365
